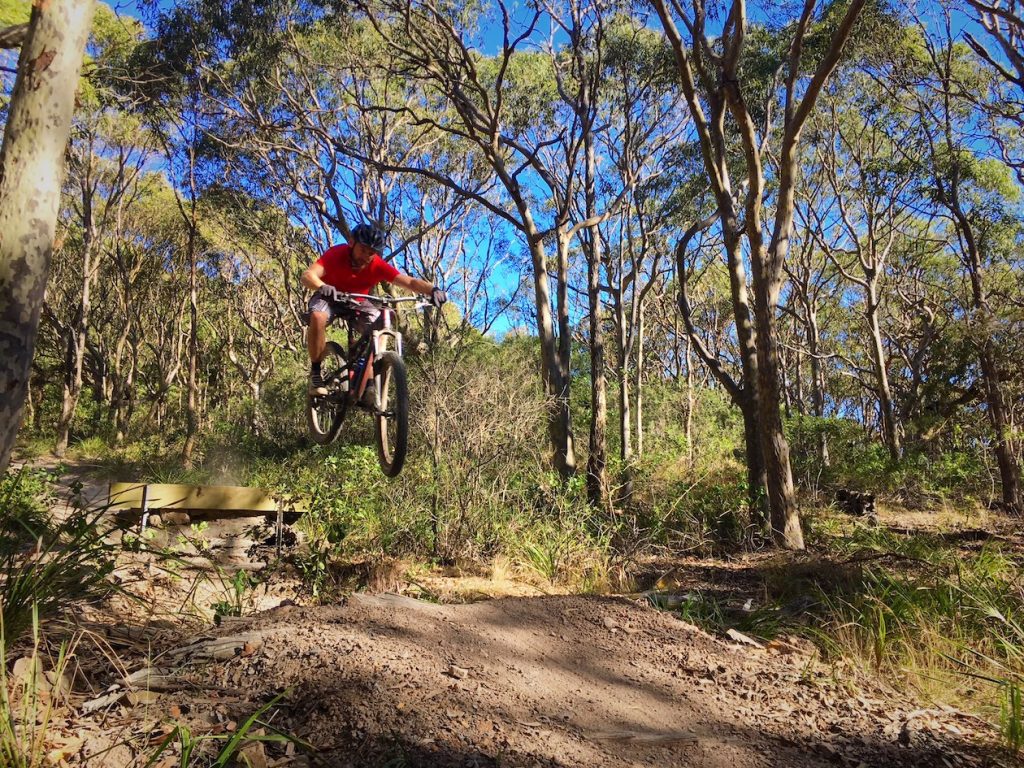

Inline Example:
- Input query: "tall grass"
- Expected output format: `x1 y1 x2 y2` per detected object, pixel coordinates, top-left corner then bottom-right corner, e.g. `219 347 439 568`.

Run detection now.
800 534 1024 754
0 608 77 768
1 507 123 644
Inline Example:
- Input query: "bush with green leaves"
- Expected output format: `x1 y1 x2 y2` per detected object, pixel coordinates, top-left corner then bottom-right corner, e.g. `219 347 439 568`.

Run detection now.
1 481 123 644
0 468 59 557
787 414 991 506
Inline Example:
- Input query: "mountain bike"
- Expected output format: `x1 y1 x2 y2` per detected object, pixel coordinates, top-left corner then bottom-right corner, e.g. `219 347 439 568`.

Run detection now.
306 289 428 477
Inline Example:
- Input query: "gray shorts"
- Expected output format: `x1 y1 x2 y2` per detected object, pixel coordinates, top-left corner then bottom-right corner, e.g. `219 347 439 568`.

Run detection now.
307 294 380 336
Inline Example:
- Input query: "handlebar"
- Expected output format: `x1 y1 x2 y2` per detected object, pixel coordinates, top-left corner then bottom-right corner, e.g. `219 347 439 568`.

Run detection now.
324 288 430 309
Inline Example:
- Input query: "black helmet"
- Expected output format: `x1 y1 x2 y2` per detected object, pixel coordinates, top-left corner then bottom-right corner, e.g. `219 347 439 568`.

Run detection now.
351 223 387 253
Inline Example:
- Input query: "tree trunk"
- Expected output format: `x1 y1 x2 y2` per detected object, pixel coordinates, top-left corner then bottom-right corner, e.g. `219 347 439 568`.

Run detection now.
584 182 608 507
524 226 575 478
979 342 1020 511
866 279 901 461
750 290 803 548
616 287 632 469
181 228 199 468
780 342 792 418
554 230 576 478
741 391 768 511
792 317 805 416
0 0 95 474
677 221 768 520
634 310 645 458
181 136 201 469
684 334 694 466
55 227 96 457
807 308 830 466
23 376 34 431
724 235 768 524
956 206 1021 511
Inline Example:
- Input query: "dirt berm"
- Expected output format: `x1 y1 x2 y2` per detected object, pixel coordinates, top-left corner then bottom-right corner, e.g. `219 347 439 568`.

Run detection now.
159 593 996 767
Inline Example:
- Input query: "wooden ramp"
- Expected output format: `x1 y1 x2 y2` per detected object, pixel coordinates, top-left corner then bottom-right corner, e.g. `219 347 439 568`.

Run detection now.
108 482 306 565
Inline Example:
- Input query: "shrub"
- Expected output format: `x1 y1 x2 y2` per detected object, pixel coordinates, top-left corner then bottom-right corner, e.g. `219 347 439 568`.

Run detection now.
787 414 991 506
0 468 59 557
1 488 123 644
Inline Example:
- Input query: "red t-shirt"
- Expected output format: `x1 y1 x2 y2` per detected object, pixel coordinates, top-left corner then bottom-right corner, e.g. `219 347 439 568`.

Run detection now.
316 244 399 294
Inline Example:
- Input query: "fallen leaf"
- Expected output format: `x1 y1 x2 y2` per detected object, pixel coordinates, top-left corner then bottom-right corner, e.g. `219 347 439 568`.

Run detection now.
725 628 763 648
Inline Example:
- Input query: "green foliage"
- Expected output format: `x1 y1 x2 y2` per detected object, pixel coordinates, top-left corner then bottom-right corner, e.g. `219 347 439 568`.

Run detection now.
784 526 1024 752
509 476 611 586
670 591 784 642
0 468 58 557
0 488 122 644
0 0 28 26
603 14 675 89
1004 682 1023 754
787 415 991 506
477 50 559 133
210 569 252 619
145 691 310 767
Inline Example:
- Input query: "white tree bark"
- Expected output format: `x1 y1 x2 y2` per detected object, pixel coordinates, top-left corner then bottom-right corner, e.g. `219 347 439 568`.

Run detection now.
0 0 96 474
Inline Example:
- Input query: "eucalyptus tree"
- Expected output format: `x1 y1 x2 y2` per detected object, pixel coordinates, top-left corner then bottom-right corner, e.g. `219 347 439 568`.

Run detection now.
0 0 95 473
884 235 973 446
788 186 840 465
651 0 869 548
128 3 224 467
597 12 690 491
344 0 589 476
801 75 924 461
676 210 774 504
892 15 1023 511
201 190 304 411
200 11 421 249
47 108 153 455
46 8 156 455
963 0 1024 184
540 0 614 506
97 177 184 444
539 1 678 505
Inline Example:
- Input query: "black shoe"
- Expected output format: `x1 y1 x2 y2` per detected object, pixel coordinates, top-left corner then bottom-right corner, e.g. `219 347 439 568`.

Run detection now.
309 366 328 397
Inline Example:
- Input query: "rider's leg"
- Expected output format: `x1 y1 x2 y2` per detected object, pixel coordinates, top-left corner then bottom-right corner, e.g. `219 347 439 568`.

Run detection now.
307 310 328 364
307 310 330 395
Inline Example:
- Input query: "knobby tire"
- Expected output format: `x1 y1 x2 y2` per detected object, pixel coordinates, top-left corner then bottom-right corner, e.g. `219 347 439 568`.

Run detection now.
307 340 347 445
374 351 408 477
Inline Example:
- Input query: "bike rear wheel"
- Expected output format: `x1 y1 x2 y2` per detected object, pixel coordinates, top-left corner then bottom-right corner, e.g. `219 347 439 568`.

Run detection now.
307 340 347 445
373 351 408 476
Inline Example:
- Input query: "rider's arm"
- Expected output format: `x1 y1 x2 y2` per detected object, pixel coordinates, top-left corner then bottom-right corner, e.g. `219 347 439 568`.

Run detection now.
301 262 326 291
391 273 435 296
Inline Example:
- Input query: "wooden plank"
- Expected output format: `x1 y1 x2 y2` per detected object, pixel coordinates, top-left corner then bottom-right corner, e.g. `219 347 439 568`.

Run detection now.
108 483 279 513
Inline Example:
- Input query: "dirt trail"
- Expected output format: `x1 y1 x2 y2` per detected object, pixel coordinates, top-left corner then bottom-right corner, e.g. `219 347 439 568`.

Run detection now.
136 592 995 768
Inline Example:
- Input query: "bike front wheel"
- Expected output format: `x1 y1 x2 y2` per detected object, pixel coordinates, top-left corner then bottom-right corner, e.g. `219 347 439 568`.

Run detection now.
373 350 409 477
307 340 347 445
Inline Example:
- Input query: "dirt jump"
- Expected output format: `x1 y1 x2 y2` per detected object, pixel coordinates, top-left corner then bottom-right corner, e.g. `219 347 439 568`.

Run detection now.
74 589 994 768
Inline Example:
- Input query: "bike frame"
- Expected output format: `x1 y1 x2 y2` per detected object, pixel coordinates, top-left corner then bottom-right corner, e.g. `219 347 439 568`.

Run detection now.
326 289 425 412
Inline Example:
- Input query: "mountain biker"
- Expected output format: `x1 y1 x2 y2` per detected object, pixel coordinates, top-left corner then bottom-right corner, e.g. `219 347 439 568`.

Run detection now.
301 223 446 398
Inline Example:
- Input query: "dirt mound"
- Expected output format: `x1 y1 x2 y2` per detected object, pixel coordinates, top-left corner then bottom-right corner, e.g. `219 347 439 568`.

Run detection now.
152 593 993 767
